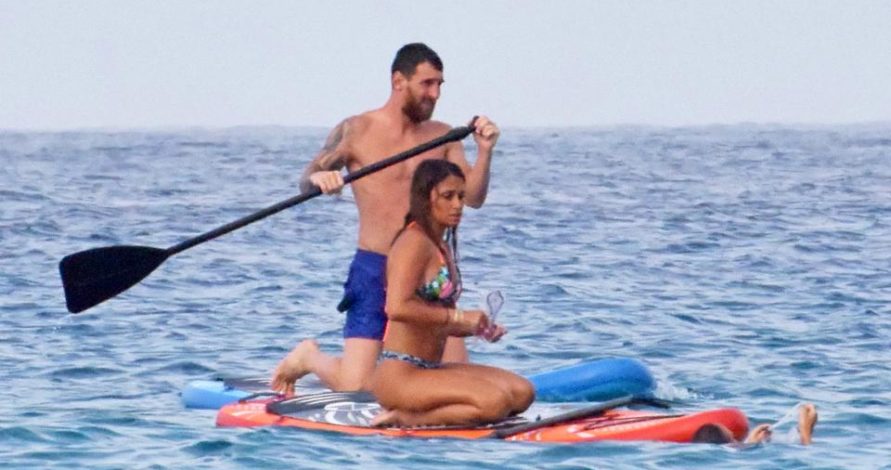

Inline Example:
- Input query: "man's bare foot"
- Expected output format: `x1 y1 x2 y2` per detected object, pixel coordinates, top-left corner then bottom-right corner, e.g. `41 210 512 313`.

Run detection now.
370 409 399 428
744 424 773 444
270 339 320 395
798 403 817 445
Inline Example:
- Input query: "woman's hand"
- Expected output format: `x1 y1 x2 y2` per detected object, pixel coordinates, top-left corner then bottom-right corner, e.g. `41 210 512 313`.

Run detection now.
449 309 506 342
478 322 507 343
447 308 484 337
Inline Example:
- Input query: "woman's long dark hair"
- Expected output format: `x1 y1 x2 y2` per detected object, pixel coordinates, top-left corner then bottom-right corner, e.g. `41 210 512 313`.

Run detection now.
395 159 465 260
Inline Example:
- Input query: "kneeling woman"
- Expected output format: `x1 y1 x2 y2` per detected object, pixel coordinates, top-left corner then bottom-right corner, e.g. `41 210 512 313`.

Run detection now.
370 159 534 428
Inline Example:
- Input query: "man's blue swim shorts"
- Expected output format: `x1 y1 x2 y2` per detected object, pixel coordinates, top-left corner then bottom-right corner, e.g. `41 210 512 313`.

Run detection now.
337 249 387 340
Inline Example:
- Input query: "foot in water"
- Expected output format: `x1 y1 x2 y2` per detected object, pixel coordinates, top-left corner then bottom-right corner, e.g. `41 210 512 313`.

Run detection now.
271 339 320 396
698 402 818 446
746 402 818 445
798 403 817 445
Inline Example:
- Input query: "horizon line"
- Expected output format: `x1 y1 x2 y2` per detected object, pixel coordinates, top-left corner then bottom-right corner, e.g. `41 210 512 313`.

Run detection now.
3 119 891 134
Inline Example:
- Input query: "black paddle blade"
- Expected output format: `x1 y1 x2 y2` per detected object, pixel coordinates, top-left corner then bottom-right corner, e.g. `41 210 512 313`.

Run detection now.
59 245 169 313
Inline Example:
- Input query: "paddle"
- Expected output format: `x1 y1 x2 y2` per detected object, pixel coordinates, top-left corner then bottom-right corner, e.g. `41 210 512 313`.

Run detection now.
491 395 671 439
60 120 478 313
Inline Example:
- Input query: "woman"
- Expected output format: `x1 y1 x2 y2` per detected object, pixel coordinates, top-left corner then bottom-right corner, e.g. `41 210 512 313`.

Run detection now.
370 159 535 427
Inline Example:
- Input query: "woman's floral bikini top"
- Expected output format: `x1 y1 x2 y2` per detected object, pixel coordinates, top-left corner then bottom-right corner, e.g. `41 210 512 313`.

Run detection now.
411 226 462 306
416 252 461 306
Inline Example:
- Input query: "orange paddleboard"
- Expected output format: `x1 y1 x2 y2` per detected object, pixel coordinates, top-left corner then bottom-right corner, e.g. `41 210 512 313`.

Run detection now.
216 392 748 443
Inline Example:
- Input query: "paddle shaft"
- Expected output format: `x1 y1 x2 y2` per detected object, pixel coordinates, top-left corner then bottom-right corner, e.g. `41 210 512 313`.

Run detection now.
491 395 635 439
60 121 477 313
166 122 476 256
492 395 670 439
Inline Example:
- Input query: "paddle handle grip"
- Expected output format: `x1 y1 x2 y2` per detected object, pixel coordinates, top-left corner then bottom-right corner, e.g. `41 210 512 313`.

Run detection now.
166 120 477 256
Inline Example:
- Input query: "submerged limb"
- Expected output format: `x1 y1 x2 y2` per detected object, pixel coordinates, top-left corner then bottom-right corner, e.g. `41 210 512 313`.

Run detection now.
744 402 818 446
744 424 773 444
798 403 818 445
767 402 818 445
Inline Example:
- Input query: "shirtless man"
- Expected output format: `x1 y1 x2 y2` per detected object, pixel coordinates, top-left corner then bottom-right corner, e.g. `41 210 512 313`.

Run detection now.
271 43 500 395
693 403 818 446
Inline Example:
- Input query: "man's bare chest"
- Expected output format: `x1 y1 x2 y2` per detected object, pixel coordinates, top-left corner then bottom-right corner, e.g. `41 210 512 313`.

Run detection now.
349 142 446 179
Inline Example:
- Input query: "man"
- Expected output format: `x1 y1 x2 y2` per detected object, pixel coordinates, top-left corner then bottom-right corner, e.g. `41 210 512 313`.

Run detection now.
693 403 818 446
271 43 500 395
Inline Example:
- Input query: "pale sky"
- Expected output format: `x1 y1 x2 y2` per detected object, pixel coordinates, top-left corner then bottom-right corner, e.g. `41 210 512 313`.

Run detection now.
2 1 889 129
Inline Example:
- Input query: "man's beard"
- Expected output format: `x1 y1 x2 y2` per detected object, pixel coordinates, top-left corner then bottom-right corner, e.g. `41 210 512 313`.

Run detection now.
403 93 436 123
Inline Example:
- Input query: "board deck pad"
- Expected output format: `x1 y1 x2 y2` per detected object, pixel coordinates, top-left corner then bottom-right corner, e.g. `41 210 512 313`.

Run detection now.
265 391 531 429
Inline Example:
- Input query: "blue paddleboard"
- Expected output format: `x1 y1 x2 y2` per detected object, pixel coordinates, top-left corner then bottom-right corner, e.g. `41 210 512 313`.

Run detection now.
182 357 655 409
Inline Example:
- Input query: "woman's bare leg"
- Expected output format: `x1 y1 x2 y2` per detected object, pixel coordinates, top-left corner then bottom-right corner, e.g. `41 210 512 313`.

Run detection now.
371 361 533 427
446 362 535 414
371 403 492 427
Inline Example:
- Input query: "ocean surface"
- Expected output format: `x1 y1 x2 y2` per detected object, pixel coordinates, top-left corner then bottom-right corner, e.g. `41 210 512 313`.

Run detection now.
1 124 890 469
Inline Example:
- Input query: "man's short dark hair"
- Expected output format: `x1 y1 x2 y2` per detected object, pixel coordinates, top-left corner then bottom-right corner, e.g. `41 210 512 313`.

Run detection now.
691 424 734 444
391 43 443 78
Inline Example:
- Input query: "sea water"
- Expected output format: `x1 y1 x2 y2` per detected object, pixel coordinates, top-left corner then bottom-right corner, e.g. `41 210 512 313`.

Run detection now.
1 125 889 469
